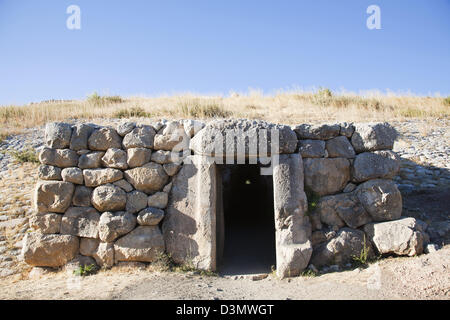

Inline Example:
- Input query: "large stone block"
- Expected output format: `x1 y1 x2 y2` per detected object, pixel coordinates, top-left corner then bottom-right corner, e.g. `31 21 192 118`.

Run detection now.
325 136 355 158
88 127 122 151
38 165 62 181
124 162 169 194
189 119 298 158
21 233 79 267
98 211 136 242
364 217 425 256
298 140 326 158
61 167 84 185
303 158 350 196
310 228 373 268
92 184 127 212
294 124 340 140
356 179 402 222
315 192 371 229
29 213 62 234
122 125 156 149
162 155 217 270
126 190 148 214
39 147 79 168
273 153 312 278
72 185 93 207
34 181 74 213
352 151 400 182
114 226 165 263
78 152 105 169
101 148 128 170
45 122 72 149
127 147 152 168
153 121 190 151
83 168 123 187
60 207 100 238
70 124 96 151
351 122 398 153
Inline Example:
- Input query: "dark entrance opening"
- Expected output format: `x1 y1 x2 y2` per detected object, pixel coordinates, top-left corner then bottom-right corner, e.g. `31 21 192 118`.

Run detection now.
216 164 276 275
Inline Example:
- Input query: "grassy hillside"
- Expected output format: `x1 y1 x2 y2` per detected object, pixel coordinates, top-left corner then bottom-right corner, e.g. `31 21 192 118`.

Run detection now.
1 89 449 141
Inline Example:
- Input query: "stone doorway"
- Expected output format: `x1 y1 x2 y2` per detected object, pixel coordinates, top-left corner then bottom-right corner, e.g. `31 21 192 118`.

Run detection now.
216 164 276 275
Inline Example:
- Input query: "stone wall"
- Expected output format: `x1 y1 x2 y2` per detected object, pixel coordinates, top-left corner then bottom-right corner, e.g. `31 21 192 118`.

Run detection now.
22 119 430 276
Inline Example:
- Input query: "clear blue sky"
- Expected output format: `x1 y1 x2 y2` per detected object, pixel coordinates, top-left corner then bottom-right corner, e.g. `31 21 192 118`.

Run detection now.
0 0 449 105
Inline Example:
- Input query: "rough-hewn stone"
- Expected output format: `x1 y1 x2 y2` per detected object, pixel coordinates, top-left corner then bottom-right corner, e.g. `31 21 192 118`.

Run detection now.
116 122 136 137
88 127 122 151
352 151 400 182
356 179 402 222
113 179 134 192
310 228 373 267
298 140 326 158
273 153 312 278
127 148 151 168
29 213 62 234
364 217 424 256
316 193 371 229
122 125 155 149
147 192 169 209
78 152 105 169
326 136 355 158
70 124 96 151
60 207 100 238
114 226 165 263
351 123 398 153
92 184 127 212
154 121 190 151
137 207 165 225
124 162 169 194
83 168 123 187
61 167 84 185
34 181 74 213
294 124 340 140
45 122 72 149
98 211 136 243
190 119 298 157
163 162 182 176
38 165 62 181
303 158 350 196
101 148 128 170
72 186 92 207
126 190 148 214
21 233 79 267
39 148 78 168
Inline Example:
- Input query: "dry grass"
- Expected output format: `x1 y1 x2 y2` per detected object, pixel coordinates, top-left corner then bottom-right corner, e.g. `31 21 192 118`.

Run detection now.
0 89 448 137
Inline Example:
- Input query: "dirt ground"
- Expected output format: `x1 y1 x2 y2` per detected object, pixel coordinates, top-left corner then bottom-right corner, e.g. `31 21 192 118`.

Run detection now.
0 244 448 300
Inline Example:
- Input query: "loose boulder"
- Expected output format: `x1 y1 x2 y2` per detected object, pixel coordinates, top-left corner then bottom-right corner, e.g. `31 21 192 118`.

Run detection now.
364 217 425 256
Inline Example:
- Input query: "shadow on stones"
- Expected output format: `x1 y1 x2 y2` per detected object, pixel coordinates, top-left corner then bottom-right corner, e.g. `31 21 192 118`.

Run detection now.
217 164 276 275
396 157 450 246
